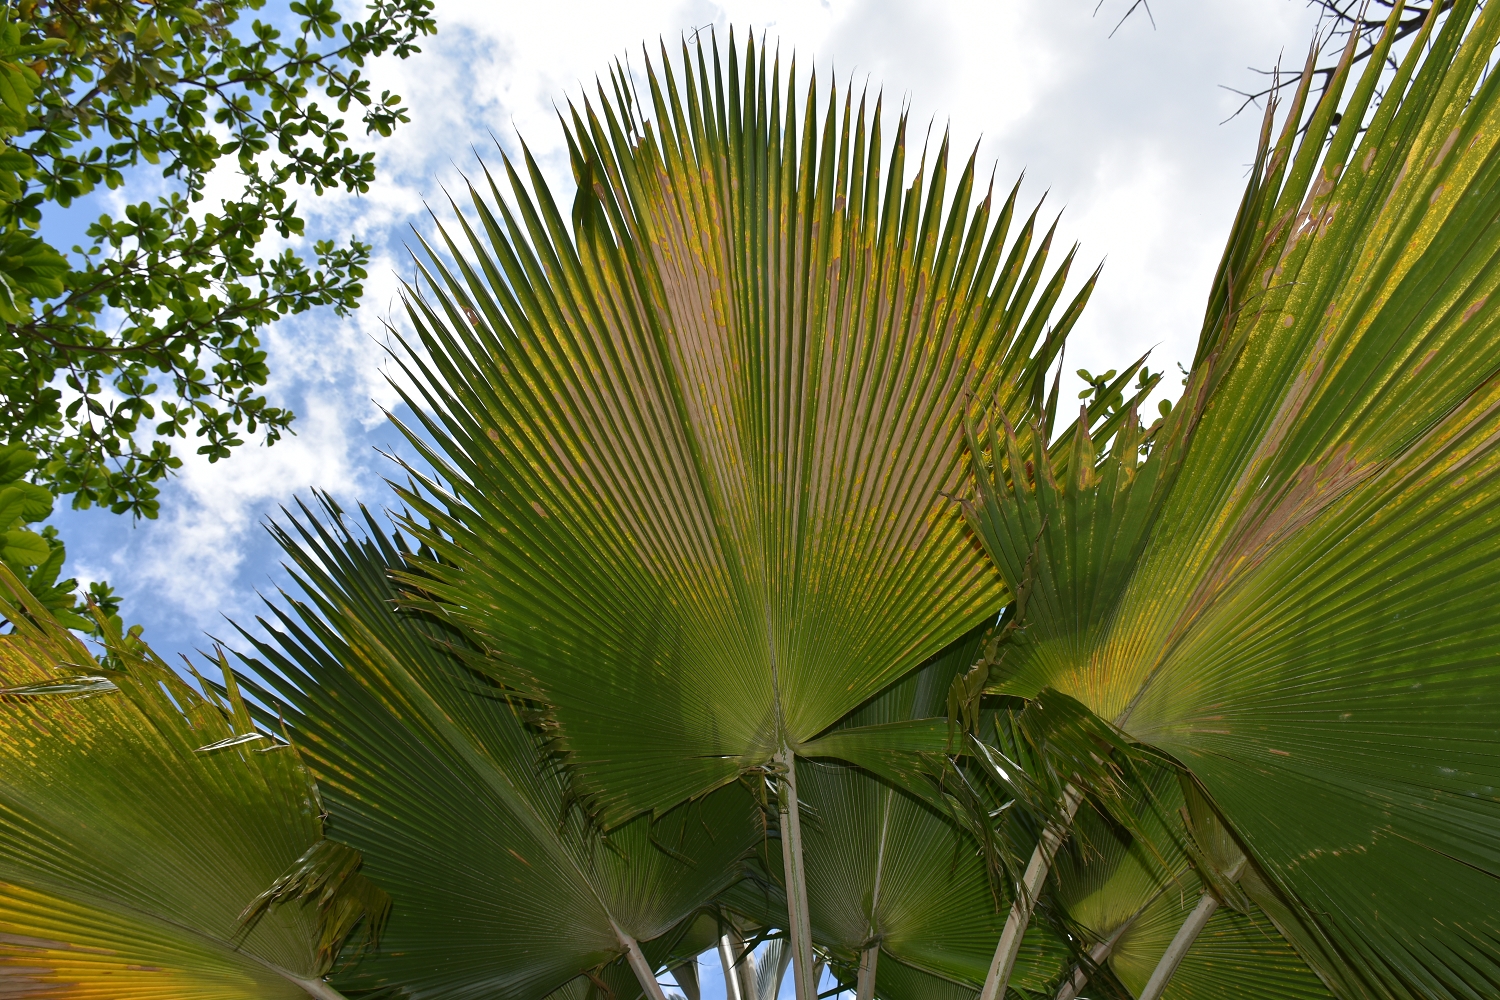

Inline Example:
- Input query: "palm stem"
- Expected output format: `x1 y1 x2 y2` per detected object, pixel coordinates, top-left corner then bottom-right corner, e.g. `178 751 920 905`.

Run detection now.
717 932 742 1000
1053 912 1136 1000
855 943 880 1000
613 918 671 1000
777 745 816 1000
978 783 1084 1000
289 976 350 1000
718 927 757 1000
1136 892 1218 1000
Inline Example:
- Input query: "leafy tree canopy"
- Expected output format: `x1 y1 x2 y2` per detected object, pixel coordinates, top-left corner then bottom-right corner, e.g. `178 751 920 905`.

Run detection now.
0 0 435 521
0 440 116 629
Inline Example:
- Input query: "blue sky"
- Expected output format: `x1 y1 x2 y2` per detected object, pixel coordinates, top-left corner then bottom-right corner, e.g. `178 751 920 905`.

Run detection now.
54 0 1323 675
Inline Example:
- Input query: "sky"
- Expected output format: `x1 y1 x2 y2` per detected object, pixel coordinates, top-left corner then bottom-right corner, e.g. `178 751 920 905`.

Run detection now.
55 0 1326 686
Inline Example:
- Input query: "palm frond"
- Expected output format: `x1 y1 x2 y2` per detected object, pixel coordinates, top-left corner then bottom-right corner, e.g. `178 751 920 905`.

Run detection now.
380 29 1142 825
962 4 1500 995
0 567 356 999
793 631 1073 998
233 499 763 1000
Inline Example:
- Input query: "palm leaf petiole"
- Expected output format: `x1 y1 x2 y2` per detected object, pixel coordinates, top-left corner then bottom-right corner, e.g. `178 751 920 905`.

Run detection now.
287 975 353 1000
613 918 671 1000
978 783 1084 1000
717 928 755 1000
777 745 817 1000
854 942 879 1000
1052 909 1138 1000
1135 892 1219 1000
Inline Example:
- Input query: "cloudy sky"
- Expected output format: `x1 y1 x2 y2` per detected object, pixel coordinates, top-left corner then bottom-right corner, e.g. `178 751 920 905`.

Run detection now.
57 0 1325 678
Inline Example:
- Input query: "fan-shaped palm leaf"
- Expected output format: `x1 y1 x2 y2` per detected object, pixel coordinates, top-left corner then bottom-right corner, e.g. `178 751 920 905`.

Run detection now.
0 568 380 1000
1049 767 1334 1000
963 4 1500 996
381 30 1152 997
390 34 1112 822
233 500 763 1000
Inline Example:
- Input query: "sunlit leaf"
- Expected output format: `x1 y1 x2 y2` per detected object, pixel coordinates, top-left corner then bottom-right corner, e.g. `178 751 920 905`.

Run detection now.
383 29 1135 825
963 5 1500 995
0 567 365 999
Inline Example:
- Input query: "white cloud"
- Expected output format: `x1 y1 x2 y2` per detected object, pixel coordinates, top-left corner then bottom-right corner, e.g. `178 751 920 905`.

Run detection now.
122 394 378 630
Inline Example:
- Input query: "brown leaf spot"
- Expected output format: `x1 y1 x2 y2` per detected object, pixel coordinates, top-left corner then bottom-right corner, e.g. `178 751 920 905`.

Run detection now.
530 501 549 519
1268 748 1291 757
0 934 73 950
1184 441 1373 628
1282 314 1294 328
1462 295 1489 323
486 427 501 445
1430 127 1461 171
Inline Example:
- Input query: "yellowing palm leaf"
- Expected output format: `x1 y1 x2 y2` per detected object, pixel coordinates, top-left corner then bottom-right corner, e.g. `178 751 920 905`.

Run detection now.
964 4 1500 996
0 568 379 1000
387 30 1129 827
380 32 1158 997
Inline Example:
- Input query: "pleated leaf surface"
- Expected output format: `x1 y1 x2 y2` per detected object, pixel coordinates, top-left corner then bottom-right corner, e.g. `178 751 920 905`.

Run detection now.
797 631 1070 998
1051 768 1332 1000
0 572 330 999
237 502 763 1000
388 31 1119 824
964 5 1500 996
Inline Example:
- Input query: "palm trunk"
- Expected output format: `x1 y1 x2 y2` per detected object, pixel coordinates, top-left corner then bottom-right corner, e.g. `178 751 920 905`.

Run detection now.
855 943 880 1000
613 918 671 1000
777 744 816 1000
978 783 1084 1000
1136 892 1218 1000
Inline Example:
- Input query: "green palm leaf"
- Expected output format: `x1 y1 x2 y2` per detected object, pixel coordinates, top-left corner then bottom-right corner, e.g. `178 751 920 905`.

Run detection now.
384 30 1128 827
233 500 763 1000
1048 767 1332 1000
963 4 1500 996
375 31 1160 999
0 568 374 1000
1108 892 1332 1000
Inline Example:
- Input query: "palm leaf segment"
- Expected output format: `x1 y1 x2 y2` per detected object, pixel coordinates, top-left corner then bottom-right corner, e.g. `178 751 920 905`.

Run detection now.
0 568 381 1000
966 3 1500 996
234 500 764 1000
388 30 1144 826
